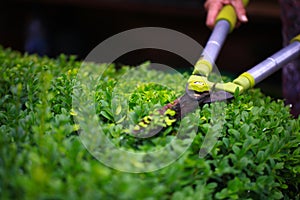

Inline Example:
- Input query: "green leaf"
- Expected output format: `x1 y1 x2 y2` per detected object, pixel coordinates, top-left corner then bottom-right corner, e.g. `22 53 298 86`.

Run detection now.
222 137 229 148
234 87 240 99
215 188 229 199
100 110 113 121
115 104 122 115
257 151 265 163
232 145 240 155
228 177 242 193
240 124 250 135
228 128 240 140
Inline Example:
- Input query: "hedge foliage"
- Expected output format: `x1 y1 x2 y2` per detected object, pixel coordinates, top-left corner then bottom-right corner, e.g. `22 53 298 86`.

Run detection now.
0 46 300 199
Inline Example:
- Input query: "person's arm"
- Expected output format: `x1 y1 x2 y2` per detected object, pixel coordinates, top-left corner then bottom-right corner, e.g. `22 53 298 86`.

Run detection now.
204 0 248 29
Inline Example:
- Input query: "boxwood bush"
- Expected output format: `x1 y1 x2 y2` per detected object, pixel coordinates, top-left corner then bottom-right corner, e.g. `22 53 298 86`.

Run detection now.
0 46 299 199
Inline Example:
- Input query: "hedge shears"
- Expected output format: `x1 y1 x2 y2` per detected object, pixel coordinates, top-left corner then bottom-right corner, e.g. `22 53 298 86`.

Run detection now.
133 0 300 134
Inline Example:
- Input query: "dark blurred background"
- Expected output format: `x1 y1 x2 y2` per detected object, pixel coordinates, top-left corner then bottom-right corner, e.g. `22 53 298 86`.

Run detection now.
0 0 283 97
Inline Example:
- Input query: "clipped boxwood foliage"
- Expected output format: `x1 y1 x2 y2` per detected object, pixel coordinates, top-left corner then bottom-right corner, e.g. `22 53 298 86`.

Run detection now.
0 46 300 199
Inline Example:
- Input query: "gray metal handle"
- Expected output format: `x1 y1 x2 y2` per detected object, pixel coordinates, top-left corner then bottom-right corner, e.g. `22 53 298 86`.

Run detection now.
247 40 300 84
202 20 231 64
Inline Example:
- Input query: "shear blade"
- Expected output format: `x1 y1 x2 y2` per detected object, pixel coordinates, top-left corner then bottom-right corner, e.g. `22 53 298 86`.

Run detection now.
202 90 234 104
132 90 233 136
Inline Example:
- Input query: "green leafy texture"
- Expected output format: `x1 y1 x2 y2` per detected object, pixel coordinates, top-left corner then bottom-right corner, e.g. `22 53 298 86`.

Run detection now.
0 46 299 199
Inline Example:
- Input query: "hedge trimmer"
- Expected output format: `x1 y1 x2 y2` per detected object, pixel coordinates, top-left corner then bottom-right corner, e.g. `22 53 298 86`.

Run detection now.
133 0 300 135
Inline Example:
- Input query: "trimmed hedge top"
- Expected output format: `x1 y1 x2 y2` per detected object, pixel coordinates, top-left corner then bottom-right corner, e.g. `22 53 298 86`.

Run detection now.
0 46 299 199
